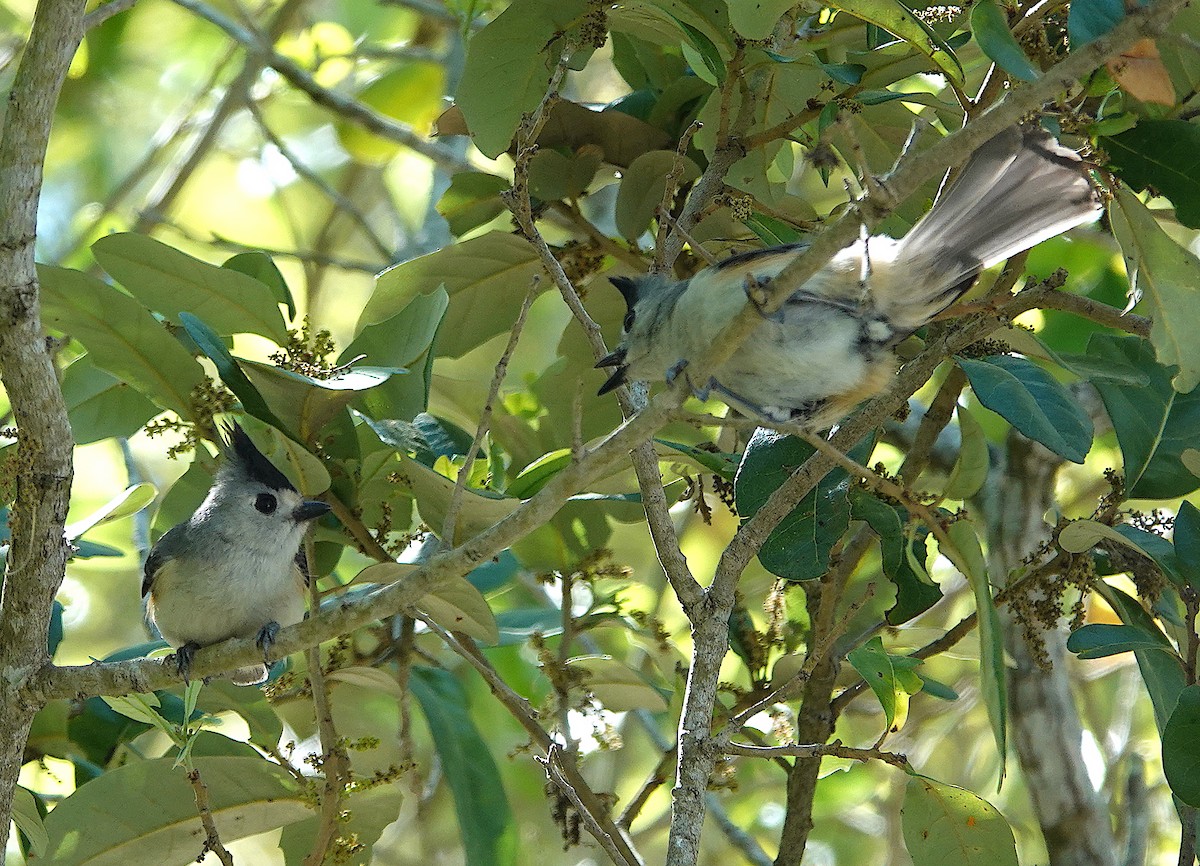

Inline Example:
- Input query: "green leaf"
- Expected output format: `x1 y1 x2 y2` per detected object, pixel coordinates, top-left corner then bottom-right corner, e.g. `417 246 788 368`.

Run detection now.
61 354 161 445
734 431 869 581
99 692 167 728
66 483 157 541
1067 623 1179 659
848 636 898 731
943 405 989 500
437 172 512 237
655 438 739 481
1094 582 1186 733
1110 187 1200 392
455 0 589 157
409 666 518 866
1163 685 1200 806
615 149 700 239
851 493 940 624
345 288 449 422
1068 0 1124 45
222 251 295 320
1087 333 1200 499
528 146 604 201
413 570 499 643
567 655 670 712
1175 500 1200 588
901 775 1019 866
92 233 288 342
239 359 394 441
958 355 1093 463
359 232 543 359
12 786 47 858
1104 121 1200 229
339 61 446 164
178 311 287 431
396 455 519 544
42 756 311 865
728 0 795 39
830 0 964 82
507 449 572 498
38 264 206 418
943 521 1006 779
970 0 1039 81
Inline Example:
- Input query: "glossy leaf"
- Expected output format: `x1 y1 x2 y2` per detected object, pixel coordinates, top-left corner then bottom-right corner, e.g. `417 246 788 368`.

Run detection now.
422 576 500 644
66 483 157 541
360 233 543 359
1175 500 1200 587
970 0 1039 82
61 355 161 445
437 172 511 237
240 359 393 441
92 233 288 342
735 431 866 581
221 251 295 320
729 0 797 40
943 405 989 500
1163 685 1200 806
1094 582 1186 733
943 521 1006 777
567 655 670 712
455 0 590 157
848 636 899 731
507 449 572 499
38 265 205 418
42 756 311 865
831 0 964 82
901 775 1018 865
1104 122 1200 228
1067 623 1179 659
958 355 1092 463
1068 0 1124 45
615 149 700 239
179 312 288 431
1088 334 1200 498
396 455 519 544
409 667 518 866
851 493 940 624
1110 187 1200 392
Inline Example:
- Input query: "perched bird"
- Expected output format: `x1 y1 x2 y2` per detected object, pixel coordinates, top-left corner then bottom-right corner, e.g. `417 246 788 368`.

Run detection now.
597 125 1102 429
143 423 330 685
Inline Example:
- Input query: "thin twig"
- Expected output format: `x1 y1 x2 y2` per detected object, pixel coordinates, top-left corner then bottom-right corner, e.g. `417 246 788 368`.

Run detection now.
83 0 137 29
187 768 236 866
302 537 350 866
538 746 640 866
652 120 704 271
442 281 537 542
726 740 911 771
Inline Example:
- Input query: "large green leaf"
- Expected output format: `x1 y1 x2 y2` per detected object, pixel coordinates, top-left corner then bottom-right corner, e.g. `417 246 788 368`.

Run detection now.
38 265 205 418
943 521 1006 778
61 354 161 444
734 431 869 581
851 493 940 624
901 775 1019 865
729 0 798 39
832 0 964 82
970 0 1039 82
1163 685 1200 806
847 636 899 731
41 756 311 865
615 149 700 239
343 288 448 422
178 311 287 431
1094 582 1187 733
1088 334 1200 499
239 359 394 441
1110 187 1200 392
92 233 288 342
1068 0 1124 45
1104 122 1200 229
409 666 518 866
958 355 1093 463
359 233 544 359
455 0 589 157
1067 623 1179 659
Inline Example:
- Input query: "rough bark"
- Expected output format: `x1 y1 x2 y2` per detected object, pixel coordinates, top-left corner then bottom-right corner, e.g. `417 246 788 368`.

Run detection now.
979 432 1117 866
0 0 86 858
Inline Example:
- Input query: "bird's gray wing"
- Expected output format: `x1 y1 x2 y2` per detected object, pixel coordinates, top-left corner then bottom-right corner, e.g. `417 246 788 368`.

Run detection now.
142 524 188 597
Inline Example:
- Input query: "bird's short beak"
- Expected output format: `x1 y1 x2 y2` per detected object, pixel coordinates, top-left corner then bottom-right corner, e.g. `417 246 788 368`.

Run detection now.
595 350 625 369
597 366 629 395
294 500 332 522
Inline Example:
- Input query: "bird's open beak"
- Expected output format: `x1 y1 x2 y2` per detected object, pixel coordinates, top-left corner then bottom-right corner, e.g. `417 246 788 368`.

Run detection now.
597 366 629 395
294 500 332 522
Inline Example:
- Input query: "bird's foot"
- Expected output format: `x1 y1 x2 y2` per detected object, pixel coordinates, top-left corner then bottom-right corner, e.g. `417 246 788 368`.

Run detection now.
174 642 200 684
255 621 281 665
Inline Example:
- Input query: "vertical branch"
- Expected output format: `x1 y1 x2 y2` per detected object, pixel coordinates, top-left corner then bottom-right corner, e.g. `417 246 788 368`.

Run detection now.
441 282 537 542
186 768 236 866
0 0 86 854
302 538 351 866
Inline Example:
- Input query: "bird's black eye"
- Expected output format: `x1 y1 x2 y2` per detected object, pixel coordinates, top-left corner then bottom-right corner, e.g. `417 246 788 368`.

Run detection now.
254 493 278 514
622 310 635 332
